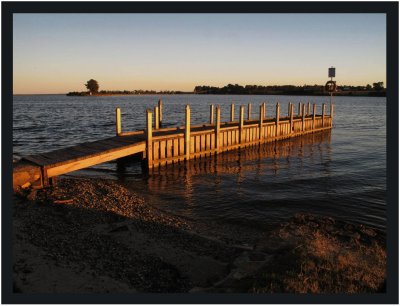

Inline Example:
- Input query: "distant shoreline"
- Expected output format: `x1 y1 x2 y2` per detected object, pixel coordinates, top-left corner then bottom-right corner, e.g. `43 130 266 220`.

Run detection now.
13 92 386 97
65 92 192 97
64 91 386 97
65 82 386 97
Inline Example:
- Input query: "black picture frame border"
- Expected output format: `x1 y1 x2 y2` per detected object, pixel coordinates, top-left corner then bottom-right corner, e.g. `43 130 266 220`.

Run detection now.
2 1 398 304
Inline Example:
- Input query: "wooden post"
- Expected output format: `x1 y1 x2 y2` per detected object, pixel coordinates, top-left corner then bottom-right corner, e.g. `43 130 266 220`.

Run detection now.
307 102 311 116
146 109 153 168
215 105 221 151
290 103 294 133
302 103 306 131
263 102 266 118
247 103 251 120
322 103 326 127
230 103 235 122
154 106 159 130
298 102 302 117
275 102 280 137
185 105 191 160
288 103 291 117
158 99 163 127
239 105 244 144
312 103 316 129
259 104 264 141
330 103 334 123
116 107 121 135
210 104 214 125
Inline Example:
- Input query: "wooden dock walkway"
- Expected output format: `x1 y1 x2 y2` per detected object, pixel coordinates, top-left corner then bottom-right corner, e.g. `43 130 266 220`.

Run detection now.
13 100 333 190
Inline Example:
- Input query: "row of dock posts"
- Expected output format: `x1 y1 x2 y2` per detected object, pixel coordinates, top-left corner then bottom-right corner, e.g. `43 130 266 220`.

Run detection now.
137 101 333 169
211 102 327 123
116 100 331 134
116 99 164 135
219 103 258 123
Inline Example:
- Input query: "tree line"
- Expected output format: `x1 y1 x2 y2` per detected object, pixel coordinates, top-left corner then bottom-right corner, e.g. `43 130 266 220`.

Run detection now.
193 83 385 96
67 79 386 97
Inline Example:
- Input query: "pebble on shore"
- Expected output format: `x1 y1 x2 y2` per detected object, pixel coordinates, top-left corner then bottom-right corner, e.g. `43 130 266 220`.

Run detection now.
13 178 387 293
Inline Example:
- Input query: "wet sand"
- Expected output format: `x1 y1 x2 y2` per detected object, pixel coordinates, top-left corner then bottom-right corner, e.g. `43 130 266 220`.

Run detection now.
13 178 386 293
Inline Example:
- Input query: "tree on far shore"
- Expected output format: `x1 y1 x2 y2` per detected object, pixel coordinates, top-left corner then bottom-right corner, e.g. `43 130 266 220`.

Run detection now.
85 79 99 94
372 82 384 91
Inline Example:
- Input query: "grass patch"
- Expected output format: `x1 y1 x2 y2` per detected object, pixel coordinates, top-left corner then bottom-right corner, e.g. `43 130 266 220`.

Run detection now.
252 214 386 293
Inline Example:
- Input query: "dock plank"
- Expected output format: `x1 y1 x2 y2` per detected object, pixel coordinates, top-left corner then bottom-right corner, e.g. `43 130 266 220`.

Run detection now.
46 142 146 177
40 149 88 164
23 136 146 169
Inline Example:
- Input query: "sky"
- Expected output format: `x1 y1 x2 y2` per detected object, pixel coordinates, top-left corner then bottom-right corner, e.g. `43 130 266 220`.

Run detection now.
13 13 386 94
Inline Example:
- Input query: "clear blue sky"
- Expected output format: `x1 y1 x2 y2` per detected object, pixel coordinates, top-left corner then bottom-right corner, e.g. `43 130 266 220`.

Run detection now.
13 13 386 94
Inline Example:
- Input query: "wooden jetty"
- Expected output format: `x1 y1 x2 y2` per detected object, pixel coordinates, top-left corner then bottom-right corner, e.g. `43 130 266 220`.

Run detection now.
13 100 333 190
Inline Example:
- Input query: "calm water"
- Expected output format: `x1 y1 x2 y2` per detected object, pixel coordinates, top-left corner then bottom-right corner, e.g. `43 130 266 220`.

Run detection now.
13 95 386 231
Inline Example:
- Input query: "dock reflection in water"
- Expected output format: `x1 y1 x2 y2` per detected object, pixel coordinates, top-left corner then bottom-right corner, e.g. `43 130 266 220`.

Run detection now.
127 131 338 230
148 131 331 184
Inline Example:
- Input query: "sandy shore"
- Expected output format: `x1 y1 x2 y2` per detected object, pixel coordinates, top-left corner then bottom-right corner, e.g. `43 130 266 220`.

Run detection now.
13 177 386 293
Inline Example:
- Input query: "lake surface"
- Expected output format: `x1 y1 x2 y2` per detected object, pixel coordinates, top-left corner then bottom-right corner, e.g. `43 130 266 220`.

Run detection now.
13 94 386 231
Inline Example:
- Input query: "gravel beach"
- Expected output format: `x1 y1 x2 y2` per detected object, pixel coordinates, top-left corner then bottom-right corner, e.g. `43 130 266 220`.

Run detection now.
13 177 386 293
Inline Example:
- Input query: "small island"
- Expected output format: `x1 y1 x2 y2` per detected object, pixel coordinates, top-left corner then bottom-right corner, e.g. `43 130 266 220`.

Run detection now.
66 79 191 96
67 79 386 97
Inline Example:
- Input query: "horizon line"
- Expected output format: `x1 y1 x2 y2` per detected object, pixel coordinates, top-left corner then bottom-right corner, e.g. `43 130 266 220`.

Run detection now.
14 81 386 95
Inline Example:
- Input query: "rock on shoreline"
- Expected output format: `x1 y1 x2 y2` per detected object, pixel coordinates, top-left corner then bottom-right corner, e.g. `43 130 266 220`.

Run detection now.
13 178 386 293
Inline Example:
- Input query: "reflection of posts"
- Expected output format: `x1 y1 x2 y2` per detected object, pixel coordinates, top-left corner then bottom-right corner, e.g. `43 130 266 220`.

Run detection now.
146 130 332 185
